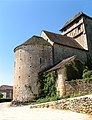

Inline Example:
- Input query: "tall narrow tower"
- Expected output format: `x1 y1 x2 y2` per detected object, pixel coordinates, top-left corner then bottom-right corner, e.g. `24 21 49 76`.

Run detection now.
13 36 53 103
60 12 92 60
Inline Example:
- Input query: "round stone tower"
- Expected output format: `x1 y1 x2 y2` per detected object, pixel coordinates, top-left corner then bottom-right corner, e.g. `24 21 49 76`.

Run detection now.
13 36 53 103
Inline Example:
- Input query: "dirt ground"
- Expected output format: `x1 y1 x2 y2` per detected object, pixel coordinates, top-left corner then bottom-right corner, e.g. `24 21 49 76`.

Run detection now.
0 102 92 120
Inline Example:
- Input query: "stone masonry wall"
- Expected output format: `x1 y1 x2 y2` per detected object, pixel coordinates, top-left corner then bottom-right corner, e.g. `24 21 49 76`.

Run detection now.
65 79 92 97
30 96 92 115
53 44 87 64
84 17 92 59
13 45 53 102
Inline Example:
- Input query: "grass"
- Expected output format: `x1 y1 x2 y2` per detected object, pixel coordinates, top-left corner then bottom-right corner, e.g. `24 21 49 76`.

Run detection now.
31 96 60 104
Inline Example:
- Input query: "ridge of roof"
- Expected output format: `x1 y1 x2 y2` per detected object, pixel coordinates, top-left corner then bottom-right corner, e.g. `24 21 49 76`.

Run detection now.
43 30 85 50
60 12 92 31
22 35 51 46
0 85 13 90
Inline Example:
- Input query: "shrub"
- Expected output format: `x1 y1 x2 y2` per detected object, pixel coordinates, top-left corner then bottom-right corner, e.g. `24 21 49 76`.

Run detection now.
32 96 60 104
83 70 92 79
82 66 92 79
38 71 58 98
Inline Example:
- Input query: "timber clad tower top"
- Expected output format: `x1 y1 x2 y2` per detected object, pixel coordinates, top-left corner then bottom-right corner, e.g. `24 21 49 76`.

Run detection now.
60 12 92 50
13 12 92 103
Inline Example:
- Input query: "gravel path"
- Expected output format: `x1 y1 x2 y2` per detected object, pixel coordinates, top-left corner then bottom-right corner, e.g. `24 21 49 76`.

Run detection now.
0 102 92 120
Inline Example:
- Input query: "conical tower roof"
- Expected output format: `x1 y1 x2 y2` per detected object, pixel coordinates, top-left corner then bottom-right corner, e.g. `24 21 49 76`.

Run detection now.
14 36 51 52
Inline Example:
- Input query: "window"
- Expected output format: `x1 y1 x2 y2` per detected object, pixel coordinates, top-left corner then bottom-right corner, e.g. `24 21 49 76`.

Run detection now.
63 28 67 32
78 26 81 31
76 19 79 24
40 58 41 64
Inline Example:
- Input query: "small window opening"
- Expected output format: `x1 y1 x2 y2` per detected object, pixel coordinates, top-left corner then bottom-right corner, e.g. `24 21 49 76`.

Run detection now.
63 28 67 32
76 19 79 24
78 26 81 31
40 58 42 64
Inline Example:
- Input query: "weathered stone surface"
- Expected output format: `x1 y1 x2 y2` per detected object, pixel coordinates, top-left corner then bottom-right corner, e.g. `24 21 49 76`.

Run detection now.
55 55 84 97
13 12 92 104
13 44 53 102
30 95 92 115
65 79 92 97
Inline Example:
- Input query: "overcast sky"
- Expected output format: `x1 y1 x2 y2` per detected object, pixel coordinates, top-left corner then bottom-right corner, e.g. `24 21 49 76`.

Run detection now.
0 0 92 85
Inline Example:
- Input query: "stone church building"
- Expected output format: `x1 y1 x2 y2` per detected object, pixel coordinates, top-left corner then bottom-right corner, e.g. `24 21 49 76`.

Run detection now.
13 12 92 103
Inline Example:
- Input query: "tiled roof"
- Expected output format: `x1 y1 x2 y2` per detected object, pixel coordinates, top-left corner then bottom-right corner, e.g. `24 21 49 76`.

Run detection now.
60 12 92 31
22 36 51 46
0 85 13 91
43 30 84 50
46 55 79 72
14 36 51 52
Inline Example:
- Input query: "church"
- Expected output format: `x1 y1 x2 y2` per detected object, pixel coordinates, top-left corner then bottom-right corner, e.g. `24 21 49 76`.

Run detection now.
13 12 92 103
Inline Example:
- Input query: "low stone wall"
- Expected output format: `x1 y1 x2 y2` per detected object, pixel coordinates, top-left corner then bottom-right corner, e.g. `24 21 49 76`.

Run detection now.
30 96 92 115
65 79 92 97
54 97 92 115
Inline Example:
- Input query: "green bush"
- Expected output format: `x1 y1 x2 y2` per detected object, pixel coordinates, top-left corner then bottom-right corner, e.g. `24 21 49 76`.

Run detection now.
83 70 92 79
33 70 60 103
38 71 58 98
82 66 92 79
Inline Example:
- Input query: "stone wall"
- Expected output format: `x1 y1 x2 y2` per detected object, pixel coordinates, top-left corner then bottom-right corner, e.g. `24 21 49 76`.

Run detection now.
65 79 92 97
30 96 92 115
84 17 92 59
53 44 87 64
41 31 88 64
13 45 53 102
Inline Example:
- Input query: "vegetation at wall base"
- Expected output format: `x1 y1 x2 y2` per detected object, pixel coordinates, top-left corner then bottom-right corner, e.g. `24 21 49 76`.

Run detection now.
38 70 58 98
31 70 60 104
31 96 60 104
82 66 92 79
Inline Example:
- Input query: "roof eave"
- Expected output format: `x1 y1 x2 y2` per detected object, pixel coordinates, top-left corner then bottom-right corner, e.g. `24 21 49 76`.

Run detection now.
60 12 92 31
